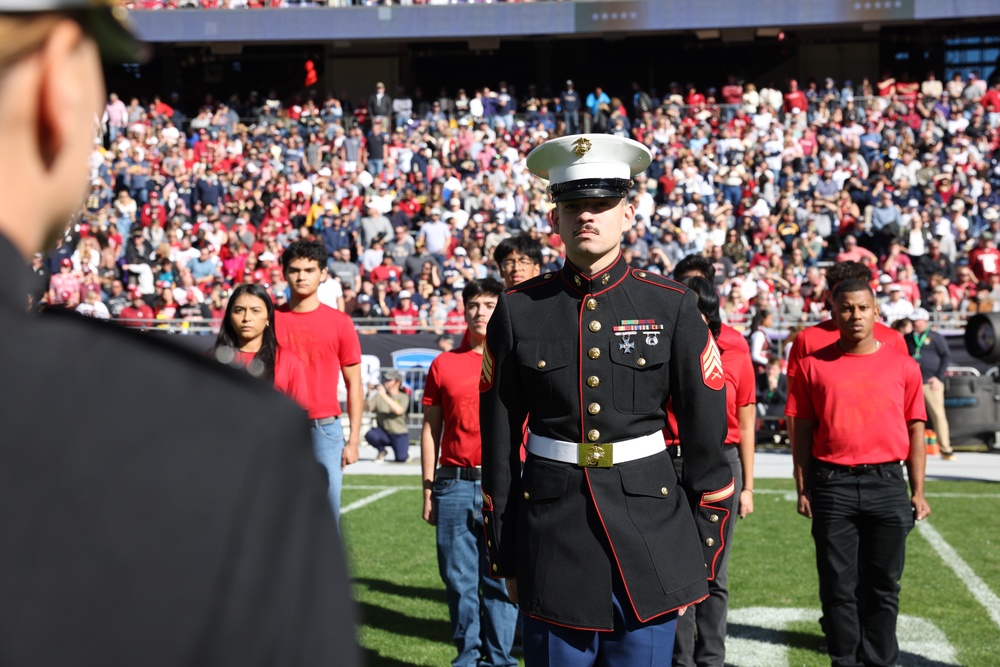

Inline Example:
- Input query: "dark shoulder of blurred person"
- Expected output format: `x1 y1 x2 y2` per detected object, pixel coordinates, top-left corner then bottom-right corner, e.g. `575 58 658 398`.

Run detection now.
2 234 358 666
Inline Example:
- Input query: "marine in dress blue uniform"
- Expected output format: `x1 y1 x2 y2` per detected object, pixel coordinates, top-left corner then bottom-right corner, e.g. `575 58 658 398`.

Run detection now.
480 135 736 666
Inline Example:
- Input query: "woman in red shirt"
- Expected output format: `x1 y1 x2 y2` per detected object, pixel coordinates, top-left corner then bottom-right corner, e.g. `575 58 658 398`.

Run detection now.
211 283 306 406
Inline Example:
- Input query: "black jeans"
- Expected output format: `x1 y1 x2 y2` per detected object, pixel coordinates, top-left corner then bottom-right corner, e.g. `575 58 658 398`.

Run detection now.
809 462 914 667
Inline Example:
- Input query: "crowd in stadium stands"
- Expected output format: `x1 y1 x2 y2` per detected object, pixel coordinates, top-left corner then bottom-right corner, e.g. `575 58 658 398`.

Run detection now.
34 70 1000 339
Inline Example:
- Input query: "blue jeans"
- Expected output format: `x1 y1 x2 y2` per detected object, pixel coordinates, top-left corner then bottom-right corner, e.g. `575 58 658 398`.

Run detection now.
434 477 518 667
311 418 345 525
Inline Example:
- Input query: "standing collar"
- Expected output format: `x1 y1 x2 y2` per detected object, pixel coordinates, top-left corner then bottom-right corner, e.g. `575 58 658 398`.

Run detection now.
0 232 31 313
559 252 629 296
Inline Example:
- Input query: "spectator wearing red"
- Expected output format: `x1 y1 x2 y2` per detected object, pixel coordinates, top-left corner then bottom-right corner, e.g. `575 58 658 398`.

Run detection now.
783 79 808 115
370 253 403 284
835 234 877 266
390 290 421 334
139 191 166 228
48 258 80 306
967 232 1000 283
118 287 153 326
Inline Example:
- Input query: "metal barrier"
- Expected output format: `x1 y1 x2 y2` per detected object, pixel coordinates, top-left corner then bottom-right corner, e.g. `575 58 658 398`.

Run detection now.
117 309 974 339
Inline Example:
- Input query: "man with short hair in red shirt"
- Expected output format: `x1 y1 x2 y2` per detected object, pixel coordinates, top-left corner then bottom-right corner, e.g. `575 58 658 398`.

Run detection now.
117 287 154 327
275 239 363 525
787 278 929 667
421 278 517 667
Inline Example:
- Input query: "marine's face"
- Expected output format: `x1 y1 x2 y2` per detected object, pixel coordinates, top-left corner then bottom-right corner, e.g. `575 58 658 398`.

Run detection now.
551 197 633 269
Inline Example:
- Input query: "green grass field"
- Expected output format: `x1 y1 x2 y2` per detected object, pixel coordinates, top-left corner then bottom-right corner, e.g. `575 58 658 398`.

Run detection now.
341 477 1000 666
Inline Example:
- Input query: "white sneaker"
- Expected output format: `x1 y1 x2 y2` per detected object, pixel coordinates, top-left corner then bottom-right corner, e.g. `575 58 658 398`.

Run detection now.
374 450 387 463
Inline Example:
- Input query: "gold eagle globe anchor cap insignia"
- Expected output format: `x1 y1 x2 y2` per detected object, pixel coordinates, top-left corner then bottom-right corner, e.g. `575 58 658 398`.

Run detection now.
526 134 652 203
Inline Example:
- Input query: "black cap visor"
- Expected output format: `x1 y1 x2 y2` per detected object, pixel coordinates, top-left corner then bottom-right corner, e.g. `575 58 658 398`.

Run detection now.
85 7 148 63
550 178 631 203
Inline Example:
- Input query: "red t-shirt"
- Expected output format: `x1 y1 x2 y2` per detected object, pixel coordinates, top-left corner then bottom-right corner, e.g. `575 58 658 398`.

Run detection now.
422 345 483 468
274 303 361 419
235 348 308 408
968 247 1000 282
785 344 926 465
390 305 420 335
664 324 755 446
786 319 906 390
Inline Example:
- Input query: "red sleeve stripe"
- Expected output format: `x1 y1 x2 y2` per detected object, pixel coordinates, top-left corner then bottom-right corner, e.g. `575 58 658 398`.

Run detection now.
701 479 735 504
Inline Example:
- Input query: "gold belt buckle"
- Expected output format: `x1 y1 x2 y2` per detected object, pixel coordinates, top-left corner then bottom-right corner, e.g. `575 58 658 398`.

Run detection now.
578 443 613 468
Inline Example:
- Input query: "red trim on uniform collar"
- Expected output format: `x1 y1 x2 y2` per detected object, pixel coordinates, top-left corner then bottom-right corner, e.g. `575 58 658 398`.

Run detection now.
559 252 630 296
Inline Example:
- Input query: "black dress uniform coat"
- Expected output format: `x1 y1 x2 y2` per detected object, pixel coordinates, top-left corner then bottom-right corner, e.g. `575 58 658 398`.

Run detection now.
480 254 736 630
0 234 358 667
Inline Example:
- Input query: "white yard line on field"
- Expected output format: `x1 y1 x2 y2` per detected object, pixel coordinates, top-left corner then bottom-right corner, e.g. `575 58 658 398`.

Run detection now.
343 484 420 490
917 520 1000 630
341 488 399 515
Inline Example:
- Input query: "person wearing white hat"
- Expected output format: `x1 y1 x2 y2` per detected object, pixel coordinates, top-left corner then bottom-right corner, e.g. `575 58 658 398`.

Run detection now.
480 134 735 665
880 283 915 325
905 308 955 460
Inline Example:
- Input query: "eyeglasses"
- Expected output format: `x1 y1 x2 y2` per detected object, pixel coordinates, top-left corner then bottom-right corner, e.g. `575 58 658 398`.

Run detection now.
500 258 538 271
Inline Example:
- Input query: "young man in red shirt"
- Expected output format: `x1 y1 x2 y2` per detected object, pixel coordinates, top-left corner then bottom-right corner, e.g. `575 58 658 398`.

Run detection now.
421 278 517 667
787 279 929 667
275 240 363 524
786 261 908 445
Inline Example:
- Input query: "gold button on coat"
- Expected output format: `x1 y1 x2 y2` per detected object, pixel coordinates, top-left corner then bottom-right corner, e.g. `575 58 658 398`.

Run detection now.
537 360 546 369
523 491 530 500
637 271 647 278
492 564 498 572
587 375 600 388
705 538 715 547
589 321 601 332
660 487 669 496
587 429 600 442
586 299 597 311
588 347 601 360
637 358 646 367
488 540 492 547
709 514 719 523
588 403 601 415
484 516 489 524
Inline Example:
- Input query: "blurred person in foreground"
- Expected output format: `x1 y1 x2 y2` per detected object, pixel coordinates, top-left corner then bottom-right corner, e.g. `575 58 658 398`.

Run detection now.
421 278 518 667
0 3 357 665
787 279 929 667
481 135 734 666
